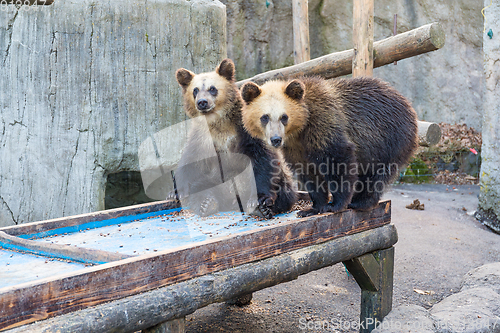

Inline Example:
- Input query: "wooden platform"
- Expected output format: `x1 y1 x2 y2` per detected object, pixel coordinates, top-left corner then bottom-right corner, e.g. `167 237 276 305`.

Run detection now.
0 200 395 332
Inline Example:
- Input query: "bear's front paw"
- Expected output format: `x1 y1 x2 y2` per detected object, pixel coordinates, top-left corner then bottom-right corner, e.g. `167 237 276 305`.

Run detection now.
198 197 219 217
319 203 345 214
347 198 378 211
297 208 319 217
249 205 274 219
258 195 275 208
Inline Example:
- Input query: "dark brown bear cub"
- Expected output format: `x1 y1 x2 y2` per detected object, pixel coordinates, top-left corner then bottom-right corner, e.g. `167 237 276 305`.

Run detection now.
171 59 296 218
241 76 418 217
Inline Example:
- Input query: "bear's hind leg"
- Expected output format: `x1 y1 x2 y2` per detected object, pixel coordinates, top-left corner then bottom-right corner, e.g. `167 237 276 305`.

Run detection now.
297 173 329 217
348 172 389 211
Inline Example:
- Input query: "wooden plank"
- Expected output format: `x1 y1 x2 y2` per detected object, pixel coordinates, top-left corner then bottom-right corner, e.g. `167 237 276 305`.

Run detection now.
352 0 374 76
0 201 391 331
292 0 310 64
0 200 179 238
5 224 397 333
0 231 131 265
236 22 445 87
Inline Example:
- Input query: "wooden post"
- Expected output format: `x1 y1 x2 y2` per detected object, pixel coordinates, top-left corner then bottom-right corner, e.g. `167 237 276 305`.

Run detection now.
344 247 395 333
352 0 374 76
292 0 311 64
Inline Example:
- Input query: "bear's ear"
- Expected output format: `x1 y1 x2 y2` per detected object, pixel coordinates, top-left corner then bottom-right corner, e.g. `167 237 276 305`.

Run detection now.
241 82 261 104
176 68 194 88
285 80 305 100
216 58 235 82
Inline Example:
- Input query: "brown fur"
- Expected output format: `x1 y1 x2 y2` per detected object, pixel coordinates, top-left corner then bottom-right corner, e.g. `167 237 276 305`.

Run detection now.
242 76 418 216
172 59 297 217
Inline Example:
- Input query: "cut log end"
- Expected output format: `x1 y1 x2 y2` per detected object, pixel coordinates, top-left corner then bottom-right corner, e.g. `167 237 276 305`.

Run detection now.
418 121 442 147
429 23 446 50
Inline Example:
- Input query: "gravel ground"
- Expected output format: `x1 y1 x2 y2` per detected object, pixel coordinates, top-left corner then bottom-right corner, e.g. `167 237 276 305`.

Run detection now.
185 184 500 333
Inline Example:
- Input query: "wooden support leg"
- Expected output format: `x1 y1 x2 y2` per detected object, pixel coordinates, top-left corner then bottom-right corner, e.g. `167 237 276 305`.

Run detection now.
343 247 394 333
142 317 186 333
226 292 253 306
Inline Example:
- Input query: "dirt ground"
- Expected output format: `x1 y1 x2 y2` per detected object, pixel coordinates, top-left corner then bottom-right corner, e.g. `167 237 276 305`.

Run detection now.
185 184 500 333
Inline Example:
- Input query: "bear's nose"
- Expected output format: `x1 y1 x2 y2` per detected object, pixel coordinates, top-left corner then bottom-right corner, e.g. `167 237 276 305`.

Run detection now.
197 99 209 110
270 136 282 147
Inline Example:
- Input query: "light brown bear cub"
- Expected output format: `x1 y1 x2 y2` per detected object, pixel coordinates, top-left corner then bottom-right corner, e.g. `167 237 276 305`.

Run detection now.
241 76 418 217
171 59 296 217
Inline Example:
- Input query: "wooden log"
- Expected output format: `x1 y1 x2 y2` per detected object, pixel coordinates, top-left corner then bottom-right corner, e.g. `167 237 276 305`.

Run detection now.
292 0 310 64
236 22 445 87
373 23 445 69
418 121 442 146
0 231 131 265
5 224 398 333
352 0 374 76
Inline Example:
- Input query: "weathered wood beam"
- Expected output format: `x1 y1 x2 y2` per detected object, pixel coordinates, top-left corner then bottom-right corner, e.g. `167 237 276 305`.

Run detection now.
236 22 445 87
0 200 179 238
343 251 381 292
292 0 310 64
352 0 374 76
5 224 398 333
345 247 394 333
0 231 131 265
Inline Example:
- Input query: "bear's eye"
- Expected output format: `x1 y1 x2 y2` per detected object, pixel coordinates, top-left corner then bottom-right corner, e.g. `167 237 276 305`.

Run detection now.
193 88 199 98
281 114 288 125
208 86 218 96
260 114 270 125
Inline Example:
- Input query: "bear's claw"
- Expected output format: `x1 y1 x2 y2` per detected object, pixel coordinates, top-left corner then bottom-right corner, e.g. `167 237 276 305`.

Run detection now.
198 197 219 217
297 208 319 217
166 189 184 202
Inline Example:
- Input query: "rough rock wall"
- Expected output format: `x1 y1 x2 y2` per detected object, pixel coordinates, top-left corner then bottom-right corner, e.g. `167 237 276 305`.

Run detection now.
222 0 484 130
0 0 226 226
478 0 500 232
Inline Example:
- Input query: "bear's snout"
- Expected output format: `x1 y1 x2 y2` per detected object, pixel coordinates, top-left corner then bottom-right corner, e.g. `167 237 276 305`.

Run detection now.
197 99 209 111
270 136 282 148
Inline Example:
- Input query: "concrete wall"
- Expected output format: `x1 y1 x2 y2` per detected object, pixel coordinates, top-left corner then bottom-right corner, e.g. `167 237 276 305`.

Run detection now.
478 0 500 232
0 0 227 226
222 0 484 130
